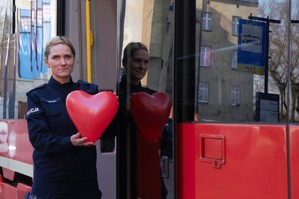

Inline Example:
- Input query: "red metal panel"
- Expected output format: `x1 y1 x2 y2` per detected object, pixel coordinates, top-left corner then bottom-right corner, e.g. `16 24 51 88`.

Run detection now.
177 124 196 199
8 120 33 164
0 120 33 165
2 168 15 181
17 183 31 199
0 177 31 199
178 123 288 199
290 126 299 198
0 175 4 199
3 183 17 199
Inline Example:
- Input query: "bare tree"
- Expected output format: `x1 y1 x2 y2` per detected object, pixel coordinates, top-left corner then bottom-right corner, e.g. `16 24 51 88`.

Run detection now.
258 0 299 121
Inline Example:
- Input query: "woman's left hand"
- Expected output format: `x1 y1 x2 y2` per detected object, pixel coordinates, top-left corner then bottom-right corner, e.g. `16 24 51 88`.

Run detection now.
71 132 95 147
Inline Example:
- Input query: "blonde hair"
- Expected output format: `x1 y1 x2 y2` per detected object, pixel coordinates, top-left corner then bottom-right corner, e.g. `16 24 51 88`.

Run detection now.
44 36 76 59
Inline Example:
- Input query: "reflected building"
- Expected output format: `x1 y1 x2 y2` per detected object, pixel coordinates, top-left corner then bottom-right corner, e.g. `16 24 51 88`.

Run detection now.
126 0 259 122
196 0 259 122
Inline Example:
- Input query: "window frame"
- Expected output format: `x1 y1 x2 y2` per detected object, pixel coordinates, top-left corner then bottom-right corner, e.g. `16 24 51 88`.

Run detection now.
231 85 240 106
200 46 212 67
198 82 209 103
232 16 241 36
202 12 212 31
231 50 238 70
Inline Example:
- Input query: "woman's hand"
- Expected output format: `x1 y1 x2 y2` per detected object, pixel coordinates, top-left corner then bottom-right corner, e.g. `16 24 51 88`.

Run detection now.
71 133 95 147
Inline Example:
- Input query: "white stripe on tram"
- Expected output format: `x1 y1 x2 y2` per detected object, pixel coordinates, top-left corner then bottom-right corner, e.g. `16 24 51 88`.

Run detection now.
0 156 33 178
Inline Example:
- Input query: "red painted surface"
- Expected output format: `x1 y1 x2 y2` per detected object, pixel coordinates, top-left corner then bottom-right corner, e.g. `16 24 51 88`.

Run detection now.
178 123 290 199
0 179 30 199
0 120 298 199
2 168 15 181
17 183 31 199
3 183 18 199
290 126 299 199
0 120 33 165
0 120 32 199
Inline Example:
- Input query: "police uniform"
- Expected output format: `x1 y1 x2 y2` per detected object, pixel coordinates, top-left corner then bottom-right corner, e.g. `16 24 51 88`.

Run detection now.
26 76 102 199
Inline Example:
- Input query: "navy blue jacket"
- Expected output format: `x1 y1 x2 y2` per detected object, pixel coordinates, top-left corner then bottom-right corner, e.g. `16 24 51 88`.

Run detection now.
26 76 99 194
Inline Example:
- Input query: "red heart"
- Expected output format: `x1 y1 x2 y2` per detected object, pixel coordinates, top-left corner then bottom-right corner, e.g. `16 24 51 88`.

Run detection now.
66 90 118 143
130 92 172 142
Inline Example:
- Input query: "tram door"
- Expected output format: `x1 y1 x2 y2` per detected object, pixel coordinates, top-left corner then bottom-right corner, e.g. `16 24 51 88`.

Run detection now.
64 1 118 199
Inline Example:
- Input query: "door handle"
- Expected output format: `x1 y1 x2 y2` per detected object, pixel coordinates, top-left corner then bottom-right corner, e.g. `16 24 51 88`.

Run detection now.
199 134 225 169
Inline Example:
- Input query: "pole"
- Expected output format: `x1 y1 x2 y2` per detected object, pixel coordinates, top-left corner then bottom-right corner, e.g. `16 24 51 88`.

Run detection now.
85 0 93 83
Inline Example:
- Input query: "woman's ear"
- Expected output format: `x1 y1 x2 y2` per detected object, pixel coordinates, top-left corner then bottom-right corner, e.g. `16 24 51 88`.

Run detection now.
45 59 51 68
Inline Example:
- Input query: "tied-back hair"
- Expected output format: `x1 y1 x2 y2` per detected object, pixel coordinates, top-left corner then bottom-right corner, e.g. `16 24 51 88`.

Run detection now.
44 36 76 59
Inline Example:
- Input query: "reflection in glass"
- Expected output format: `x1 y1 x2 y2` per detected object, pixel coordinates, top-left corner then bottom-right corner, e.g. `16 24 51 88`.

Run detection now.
119 1 174 198
195 0 299 123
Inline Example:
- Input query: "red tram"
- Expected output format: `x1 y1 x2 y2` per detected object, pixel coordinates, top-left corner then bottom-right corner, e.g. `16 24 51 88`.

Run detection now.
0 0 299 199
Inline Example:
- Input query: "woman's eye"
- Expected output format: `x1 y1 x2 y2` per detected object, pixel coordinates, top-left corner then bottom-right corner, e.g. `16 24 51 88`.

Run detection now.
52 56 60 60
64 55 72 60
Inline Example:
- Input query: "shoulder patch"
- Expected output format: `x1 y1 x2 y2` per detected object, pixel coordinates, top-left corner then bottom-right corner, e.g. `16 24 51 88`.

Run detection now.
26 107 42 118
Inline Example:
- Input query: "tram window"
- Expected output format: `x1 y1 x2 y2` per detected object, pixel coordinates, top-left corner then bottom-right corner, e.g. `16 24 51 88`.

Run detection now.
195 0 299 123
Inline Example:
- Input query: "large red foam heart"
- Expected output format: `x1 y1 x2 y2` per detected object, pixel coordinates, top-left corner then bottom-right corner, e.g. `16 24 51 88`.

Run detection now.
130 92 172 142
66 90 118 143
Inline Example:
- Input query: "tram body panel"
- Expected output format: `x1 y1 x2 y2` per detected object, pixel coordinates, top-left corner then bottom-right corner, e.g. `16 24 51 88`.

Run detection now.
0 120 33 199
290 127 299 199
178 123 291 199
0 120 33 177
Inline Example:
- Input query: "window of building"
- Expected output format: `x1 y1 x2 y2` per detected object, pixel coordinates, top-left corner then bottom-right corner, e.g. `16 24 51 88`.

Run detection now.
200 47 212 67
202 12 212 31
198 82 209 103
231 50 238 70
231 85 240 106
232 16 241 36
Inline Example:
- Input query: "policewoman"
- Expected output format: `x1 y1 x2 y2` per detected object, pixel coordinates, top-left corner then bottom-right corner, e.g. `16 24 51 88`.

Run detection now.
25 36 102 199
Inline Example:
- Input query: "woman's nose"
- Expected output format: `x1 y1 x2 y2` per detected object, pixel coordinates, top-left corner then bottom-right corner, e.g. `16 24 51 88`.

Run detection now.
60 58 66 65
140 61 147 69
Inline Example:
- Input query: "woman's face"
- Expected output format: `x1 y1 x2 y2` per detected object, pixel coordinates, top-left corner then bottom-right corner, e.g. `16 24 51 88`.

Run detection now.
45 44 75 84
128 49 149 85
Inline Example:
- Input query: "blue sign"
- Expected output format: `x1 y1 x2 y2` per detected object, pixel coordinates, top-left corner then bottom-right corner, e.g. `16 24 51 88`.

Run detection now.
18 1 51 80
238 19 267 75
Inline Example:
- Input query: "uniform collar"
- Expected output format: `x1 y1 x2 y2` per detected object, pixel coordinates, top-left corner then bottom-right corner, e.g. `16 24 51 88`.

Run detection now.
48 76 75 90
